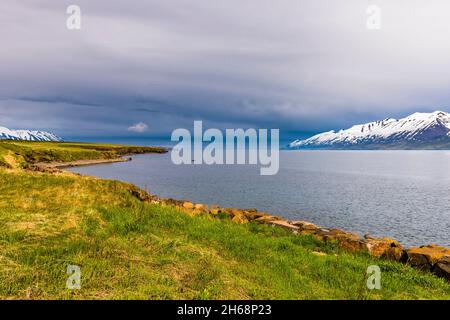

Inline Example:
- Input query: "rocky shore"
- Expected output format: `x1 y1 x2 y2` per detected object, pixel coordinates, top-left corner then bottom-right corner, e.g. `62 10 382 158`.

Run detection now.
34 157 133 170
126 188 450 282
46 155 450 283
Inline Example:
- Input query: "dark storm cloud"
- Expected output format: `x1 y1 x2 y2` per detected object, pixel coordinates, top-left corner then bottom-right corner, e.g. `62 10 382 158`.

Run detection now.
2 0 450 139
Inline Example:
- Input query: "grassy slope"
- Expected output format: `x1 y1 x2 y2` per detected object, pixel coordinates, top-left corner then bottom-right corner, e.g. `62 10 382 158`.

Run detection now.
0 142 449 299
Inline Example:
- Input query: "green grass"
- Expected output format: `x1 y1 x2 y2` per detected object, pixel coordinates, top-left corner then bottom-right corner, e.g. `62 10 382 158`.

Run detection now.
0 142 449 299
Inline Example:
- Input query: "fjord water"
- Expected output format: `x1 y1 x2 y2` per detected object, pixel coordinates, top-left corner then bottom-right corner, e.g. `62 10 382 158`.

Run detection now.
70 151 450 247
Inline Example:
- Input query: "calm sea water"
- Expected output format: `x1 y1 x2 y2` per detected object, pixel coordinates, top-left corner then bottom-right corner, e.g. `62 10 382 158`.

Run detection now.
69 151 450 247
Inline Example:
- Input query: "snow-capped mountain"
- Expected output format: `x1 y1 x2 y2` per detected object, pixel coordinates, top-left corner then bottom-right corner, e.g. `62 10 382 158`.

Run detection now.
0 126 62 142
289 111 450 149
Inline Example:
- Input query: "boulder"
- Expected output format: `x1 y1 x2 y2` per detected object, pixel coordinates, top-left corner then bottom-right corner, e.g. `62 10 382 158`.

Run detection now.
230 209 244 217
218 208 237 217
382 247 407 262
336 237 367 253
254 215 281 223
182 201 195 209
223 208 248 223
317 228 358 241
194 203 207 211
290 221 319 232
364 235 402 258
433 256 450 281
209 208 220 215
231 213 248 224
208 205 220 215
267 220 300 232
310 228 365 252
243 211 268 221
407 245 450 271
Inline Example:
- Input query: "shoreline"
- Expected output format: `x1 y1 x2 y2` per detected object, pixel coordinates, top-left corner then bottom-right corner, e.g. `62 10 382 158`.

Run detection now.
44 152 450 282
35 156 133 170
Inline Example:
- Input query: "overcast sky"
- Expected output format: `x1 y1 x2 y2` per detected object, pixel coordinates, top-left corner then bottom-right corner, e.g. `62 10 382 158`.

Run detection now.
2 0 450 141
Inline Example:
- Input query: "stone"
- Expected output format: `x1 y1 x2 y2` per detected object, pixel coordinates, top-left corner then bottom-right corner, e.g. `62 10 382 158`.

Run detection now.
364 236 402 258
243 211 268 221
231 213 248 224
433 256 450 281
254 215 281 223
182 202 195 209
382 247 407 262
230 209 243 216
318 228 360 242
407 245 450 271
337 238 367 253
267 220 300 232
290 221 319 231
209 208 220 215
194 203 207 211
313 228 366 252
208 205 220 215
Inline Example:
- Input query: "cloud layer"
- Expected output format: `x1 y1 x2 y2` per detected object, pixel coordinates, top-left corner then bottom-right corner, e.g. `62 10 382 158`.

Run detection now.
2 0 450 141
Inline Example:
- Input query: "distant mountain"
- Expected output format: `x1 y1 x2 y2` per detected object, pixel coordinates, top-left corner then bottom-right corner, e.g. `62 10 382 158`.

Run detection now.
289 111 450 149
0 126 62 142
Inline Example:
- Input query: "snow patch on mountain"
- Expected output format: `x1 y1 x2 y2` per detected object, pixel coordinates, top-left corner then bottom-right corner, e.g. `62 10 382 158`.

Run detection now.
0 126 62 142
289 111 450 149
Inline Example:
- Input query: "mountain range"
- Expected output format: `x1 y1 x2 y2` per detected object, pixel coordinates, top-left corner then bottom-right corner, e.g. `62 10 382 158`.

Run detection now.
0 126 61 142
289 111 450 149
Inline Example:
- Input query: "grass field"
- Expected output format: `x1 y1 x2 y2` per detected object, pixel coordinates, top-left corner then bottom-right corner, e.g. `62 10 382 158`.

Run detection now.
0 141 449 299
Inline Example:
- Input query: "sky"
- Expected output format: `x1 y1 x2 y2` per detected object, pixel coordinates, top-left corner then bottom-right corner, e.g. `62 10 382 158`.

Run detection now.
2 0 450 144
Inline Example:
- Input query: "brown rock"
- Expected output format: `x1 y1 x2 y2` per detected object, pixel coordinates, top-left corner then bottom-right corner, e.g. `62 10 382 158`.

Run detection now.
230 209 243 216
364 236 402 257
208 205 220 214
319 229 360 242
267 220 300 232
182 202 195 209
407 245 450 271
194 203 207 211
243 211 268 221
433 256 450 281
337 238 367 253
231 213 248 224
382 247 407 262
290 221 319 231
255 215 281 223
209 208 220 215
309 227 365 252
